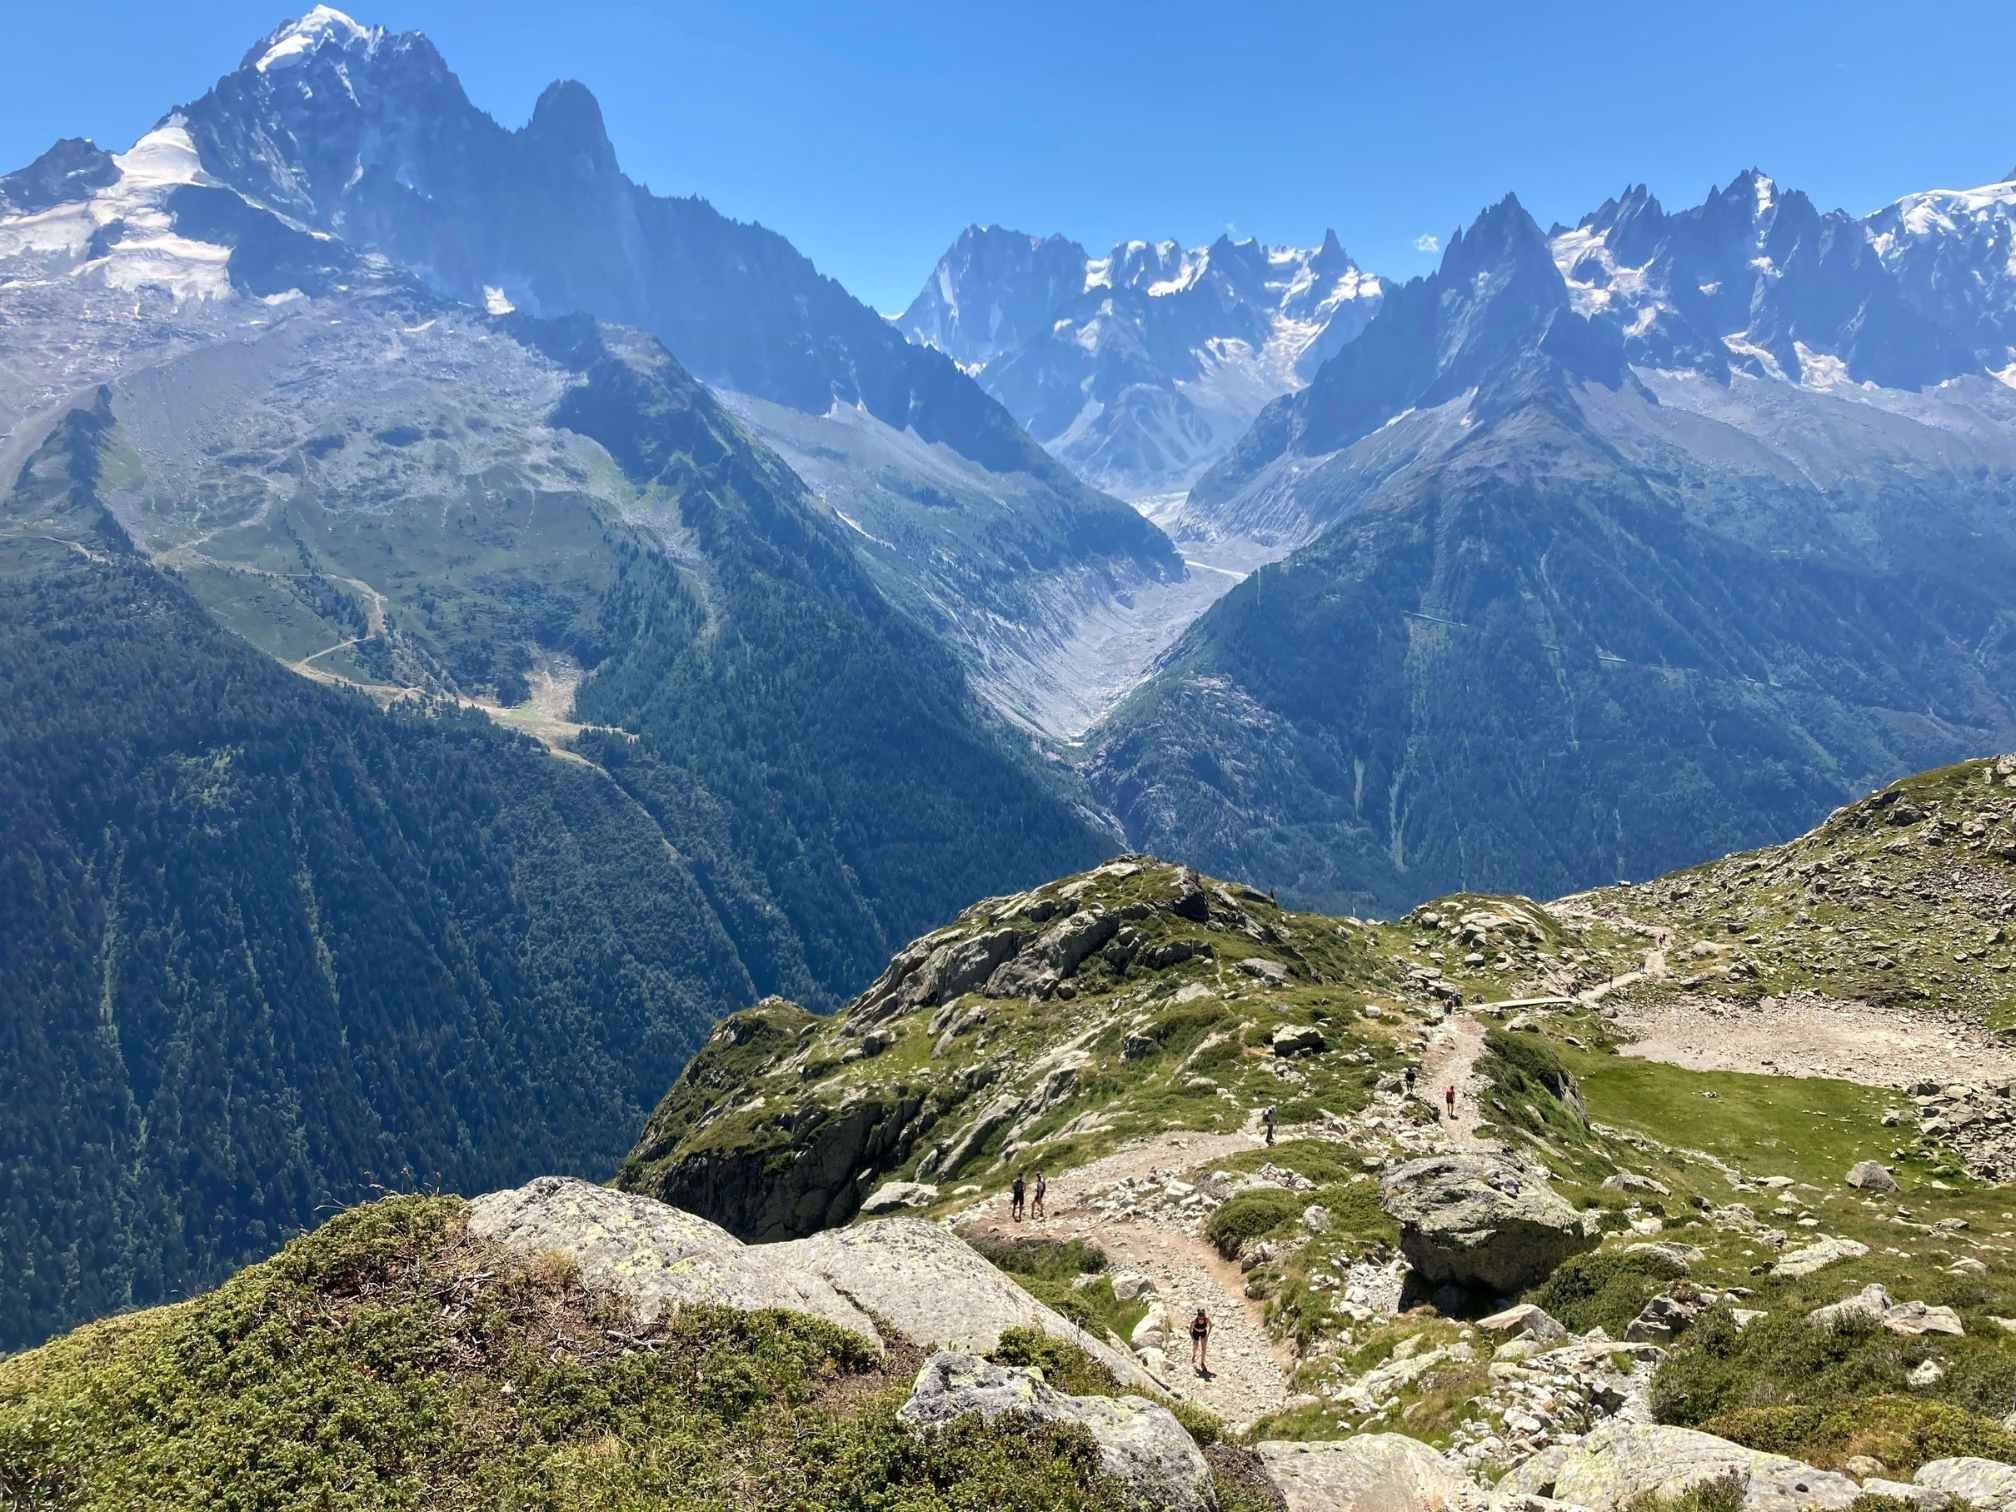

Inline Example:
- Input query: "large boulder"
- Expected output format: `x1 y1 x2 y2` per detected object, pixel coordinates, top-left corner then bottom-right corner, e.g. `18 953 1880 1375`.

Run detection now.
465 1176 878 1346
1847 1160 1899 1193
1378 1153 1596 1295
1497 1422 1859 1510
1809 1284 1965 1338
898 1351 1213 1512
775 1217 1165 1392
1271 1024 1326 1058
858 1180 938 1215
1479 1303 1570 1343
1774 1237 1870 1277
1258 1434 1475 1512
1917 1457 2016 1510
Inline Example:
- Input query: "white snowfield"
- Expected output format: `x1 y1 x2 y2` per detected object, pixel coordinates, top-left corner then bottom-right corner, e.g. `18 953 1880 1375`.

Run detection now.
0 123 235 303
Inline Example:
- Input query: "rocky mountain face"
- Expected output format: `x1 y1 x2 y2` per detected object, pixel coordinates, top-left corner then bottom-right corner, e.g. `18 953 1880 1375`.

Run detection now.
898 224 1383 503
1181 166 2016 554
0 122 1123 1348
144 8 1184 730
1090 181 2016 915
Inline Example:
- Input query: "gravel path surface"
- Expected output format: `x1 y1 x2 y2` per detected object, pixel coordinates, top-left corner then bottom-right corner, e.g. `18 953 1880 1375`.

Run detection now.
962 1122 1294 1427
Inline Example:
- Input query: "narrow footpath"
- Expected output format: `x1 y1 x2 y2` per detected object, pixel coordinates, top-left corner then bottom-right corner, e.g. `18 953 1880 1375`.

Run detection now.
963 1124 1294 1427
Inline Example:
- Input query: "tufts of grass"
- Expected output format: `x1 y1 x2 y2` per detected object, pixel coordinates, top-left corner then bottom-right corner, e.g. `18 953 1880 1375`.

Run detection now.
966 1234 1108 1283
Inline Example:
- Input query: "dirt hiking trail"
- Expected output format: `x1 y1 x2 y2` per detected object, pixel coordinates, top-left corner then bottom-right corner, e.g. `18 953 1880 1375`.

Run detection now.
963 1123 1294 1427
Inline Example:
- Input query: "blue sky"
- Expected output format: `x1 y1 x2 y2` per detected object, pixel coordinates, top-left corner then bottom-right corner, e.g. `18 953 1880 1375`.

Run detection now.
6 0 2013 313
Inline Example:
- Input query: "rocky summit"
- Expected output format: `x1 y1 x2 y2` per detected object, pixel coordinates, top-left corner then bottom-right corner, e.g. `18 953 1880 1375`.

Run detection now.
603 761 2016 1494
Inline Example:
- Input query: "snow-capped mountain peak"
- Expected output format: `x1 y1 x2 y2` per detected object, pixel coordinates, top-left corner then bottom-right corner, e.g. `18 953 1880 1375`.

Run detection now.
896 224 1384 498
246 6 384 74
1869 171 2016 257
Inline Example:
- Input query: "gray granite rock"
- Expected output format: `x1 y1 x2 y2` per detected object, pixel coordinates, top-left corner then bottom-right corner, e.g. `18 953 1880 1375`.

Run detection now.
1497 1422 1859 1510
899 1351 1212 1512
1258 1434 1475 1512
1379 1152 1597 1294
776 1216 1164 1391
465 1176 878 1345
1917 1457 2016 1511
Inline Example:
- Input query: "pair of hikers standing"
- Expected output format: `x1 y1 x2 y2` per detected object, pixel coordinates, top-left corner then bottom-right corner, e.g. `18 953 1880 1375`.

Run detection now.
1401 1065 1458 1120
1009 1170 1046 1222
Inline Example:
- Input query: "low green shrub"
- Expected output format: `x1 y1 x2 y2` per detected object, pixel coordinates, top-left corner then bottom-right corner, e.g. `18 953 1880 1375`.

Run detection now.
1206 1190 1304 1259
1307 1179 1397 1253
1527 1248 1686 1336
966 1233 1108 1282
1704 1396 2016 1476
1654 1306 2016 1474
1624 1473 1746 1512
988 1326 1121 1397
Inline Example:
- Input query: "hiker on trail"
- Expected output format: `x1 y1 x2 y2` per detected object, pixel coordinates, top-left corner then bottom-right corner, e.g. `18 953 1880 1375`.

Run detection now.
1032 1170 1047 1220
1404 1065 1417 1095
1189 1307 1212 1375
1010 1172 1027 1222
1262 1106 1276 1146
1444 1084 1457 1120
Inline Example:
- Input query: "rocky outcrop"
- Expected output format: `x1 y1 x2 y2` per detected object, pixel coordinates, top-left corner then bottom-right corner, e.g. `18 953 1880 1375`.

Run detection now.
1908 1082 2016 1183
1498 1422 1860 1510
465 1176 879 1345
858 1179 938 1215
634 1091 926 1240
1379 1153 1597 1295
468 1181 1163 1389
1479 1303 1569 1343
899 1352 1214 1512
1916 1457 2016 1510
1271 1025 1326 1058
780 1217 1163 1391
1448 1337 1663 1473
1256 1434 1474 1512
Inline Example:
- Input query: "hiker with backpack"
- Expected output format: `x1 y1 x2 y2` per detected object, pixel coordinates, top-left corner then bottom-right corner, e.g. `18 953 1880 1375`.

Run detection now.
1010 1172 1027 1221
1189 1307 1212 1376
